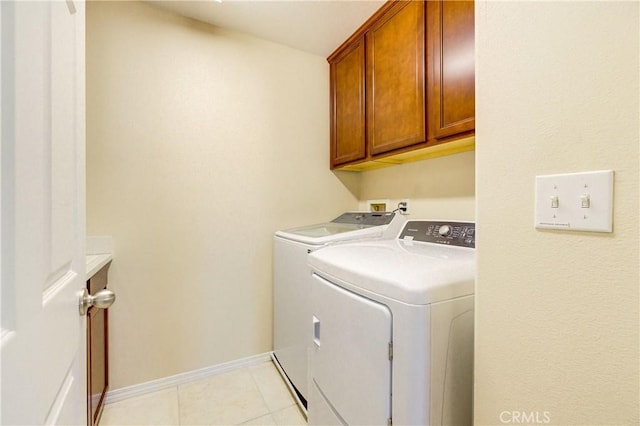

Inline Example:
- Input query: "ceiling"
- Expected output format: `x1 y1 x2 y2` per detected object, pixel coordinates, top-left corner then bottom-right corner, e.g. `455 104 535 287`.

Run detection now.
148 0 386 57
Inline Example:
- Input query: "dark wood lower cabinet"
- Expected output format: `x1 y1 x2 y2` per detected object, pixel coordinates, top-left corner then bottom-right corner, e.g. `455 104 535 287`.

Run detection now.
87 263 111 426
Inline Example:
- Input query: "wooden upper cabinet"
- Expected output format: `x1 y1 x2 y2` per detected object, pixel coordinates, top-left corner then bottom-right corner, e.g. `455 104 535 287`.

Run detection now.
327 0 475 170
367 0 426 156
330 38 366 167
427 0 475 140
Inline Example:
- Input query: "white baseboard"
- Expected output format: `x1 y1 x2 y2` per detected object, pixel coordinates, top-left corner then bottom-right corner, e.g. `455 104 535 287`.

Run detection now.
104 352 272 404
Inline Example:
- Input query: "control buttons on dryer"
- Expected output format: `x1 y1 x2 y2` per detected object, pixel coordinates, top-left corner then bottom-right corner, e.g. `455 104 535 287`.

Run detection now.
398 221 475 248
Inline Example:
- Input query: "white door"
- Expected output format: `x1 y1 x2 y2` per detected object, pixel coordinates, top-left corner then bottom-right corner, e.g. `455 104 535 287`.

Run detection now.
310 274 392 426
1 1 86 424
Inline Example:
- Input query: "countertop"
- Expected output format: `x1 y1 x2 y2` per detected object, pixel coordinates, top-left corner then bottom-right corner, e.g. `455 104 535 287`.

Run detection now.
86 254 112 280
86 236 113 280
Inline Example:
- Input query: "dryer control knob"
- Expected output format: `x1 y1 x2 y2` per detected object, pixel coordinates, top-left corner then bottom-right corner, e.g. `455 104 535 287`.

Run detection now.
438 225 452 237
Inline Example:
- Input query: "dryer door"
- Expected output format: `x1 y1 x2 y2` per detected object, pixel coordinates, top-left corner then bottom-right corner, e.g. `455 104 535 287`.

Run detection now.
310 274 392 425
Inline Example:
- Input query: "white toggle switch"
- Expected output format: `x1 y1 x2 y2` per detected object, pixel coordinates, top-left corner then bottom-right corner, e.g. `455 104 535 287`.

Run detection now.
535 170 614 232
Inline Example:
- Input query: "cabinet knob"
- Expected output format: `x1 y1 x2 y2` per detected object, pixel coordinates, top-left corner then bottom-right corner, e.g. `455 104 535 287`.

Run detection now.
79 288 116 315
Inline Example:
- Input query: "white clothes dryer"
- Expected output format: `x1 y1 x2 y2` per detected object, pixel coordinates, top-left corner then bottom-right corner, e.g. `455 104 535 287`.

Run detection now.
273 212 405 409
307 220 475 426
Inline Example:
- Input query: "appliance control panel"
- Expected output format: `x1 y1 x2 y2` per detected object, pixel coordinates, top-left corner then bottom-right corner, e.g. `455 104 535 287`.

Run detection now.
399 221 475 248
332 211 395 226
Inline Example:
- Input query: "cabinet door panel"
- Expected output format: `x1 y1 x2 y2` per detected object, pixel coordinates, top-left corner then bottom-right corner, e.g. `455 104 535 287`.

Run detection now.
86 264 110 426
87 307 108 426
330 39 366 167
428 0 475 139
367 0 425 156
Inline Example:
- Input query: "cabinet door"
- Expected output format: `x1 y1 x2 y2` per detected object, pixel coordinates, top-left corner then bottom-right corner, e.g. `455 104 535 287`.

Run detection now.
329 38 366 167
87 306 108 426
367 0 426 156
428 0 475 139
86 265 110 426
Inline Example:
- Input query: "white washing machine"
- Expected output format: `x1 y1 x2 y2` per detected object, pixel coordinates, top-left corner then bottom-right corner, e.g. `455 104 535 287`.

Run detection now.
307 220 475 426
273 212 405 409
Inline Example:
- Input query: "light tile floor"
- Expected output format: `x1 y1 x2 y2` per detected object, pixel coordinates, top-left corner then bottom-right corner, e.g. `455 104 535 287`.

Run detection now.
100 361 307 426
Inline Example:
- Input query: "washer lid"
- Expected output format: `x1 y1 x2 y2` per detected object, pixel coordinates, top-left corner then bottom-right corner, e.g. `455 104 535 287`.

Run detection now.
331 211 395 226
275 223 385 245
280 222 368 238
308 239 475 305
275 212 402 245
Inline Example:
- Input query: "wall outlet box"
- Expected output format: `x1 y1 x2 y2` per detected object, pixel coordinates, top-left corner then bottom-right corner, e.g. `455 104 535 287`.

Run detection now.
399 199 410 215
535 170 614 232
367 199 390 212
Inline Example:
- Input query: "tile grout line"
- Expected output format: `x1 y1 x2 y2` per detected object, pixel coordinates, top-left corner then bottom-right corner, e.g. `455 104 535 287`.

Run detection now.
104 353 272 406
269 353 307 419
245 361 300 423
245 361 303 425
246 364 274 423
102 360 301 426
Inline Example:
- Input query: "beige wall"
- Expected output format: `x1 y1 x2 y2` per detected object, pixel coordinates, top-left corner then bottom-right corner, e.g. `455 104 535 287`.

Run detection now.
358 151 475 220
475 2 639 425
86 1 360 389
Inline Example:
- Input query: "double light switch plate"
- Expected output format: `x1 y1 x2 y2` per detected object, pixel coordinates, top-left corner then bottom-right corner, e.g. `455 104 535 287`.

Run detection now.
535 170 614 233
